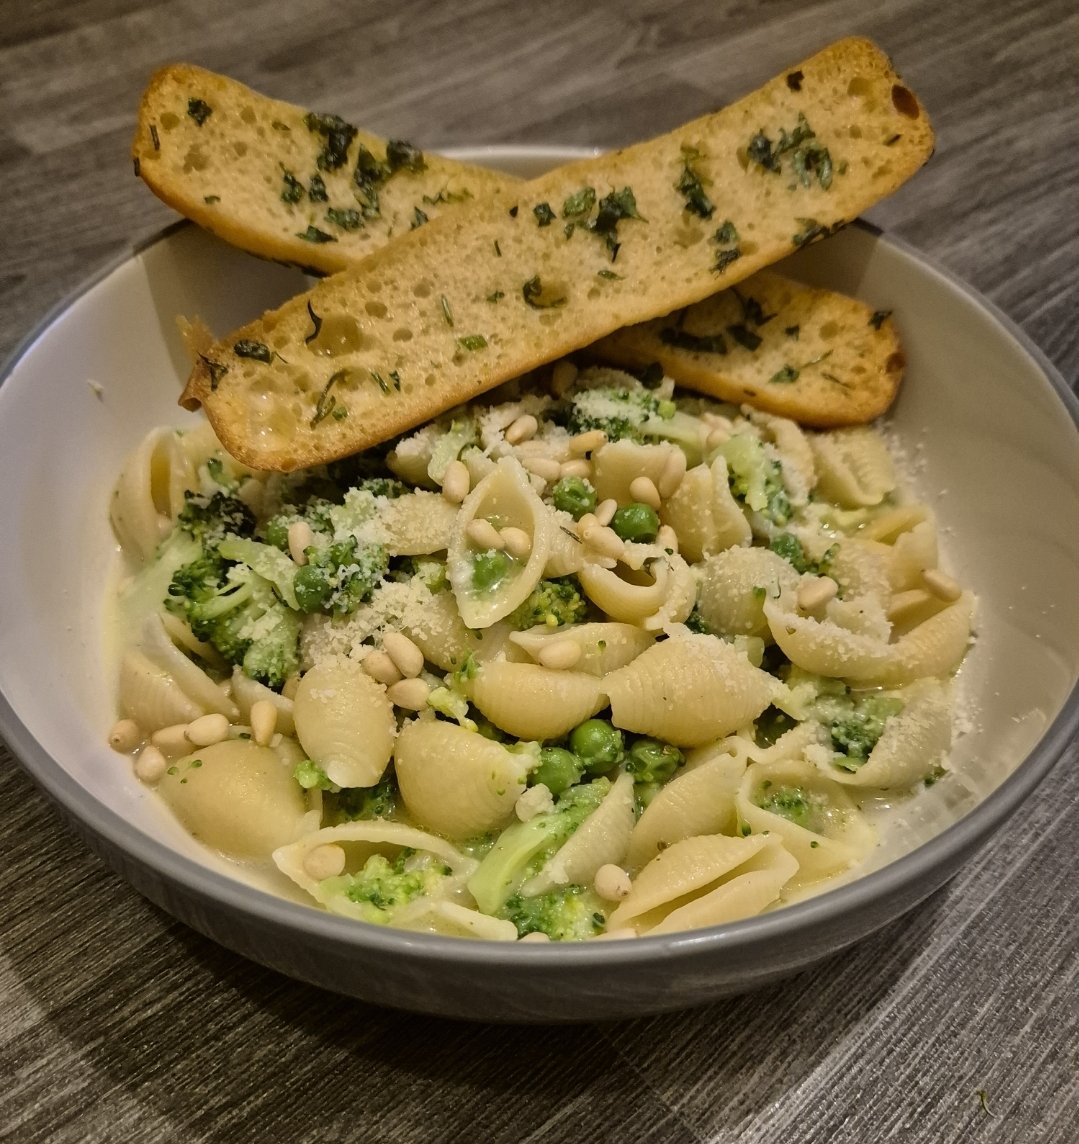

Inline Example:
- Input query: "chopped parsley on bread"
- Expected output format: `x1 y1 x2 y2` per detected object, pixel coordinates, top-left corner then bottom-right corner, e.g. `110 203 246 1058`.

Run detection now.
170 37 933 471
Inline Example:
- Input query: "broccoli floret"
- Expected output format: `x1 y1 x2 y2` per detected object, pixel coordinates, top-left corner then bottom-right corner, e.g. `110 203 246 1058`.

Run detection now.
388 555 449 592
754 783 826 831
175 489 255 546
565 383 675 442
829 695 905 770
508 577 588 629
500 885 606 941
260 496 336 550
467 780 610 913
624 737 684 784
354 476 409 499
769 532 836 576
293 535 389 615
167 560 300 688
328 770 400 823
718 434 792 526
331 850 451 925
294 760 339 792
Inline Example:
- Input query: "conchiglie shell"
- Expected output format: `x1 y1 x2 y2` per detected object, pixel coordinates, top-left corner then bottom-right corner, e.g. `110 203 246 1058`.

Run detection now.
293 658 396 788
230 666 296 737
394 719 528 840
660 457 751 562
273 820 475 901
159 740 309 860
736 759 876 885
377 492 458 555
756 413 817 497
809 426 896 507
764 592 892 681
857 592 975 688
604 629 776 746
696 547 799 639
448 457 552 628
543 510 586 577
394 900 519 940
136 614 238 719
607 833 768 930
467 660 606 740
827 538 893 602
398 589 485 672
508 621 655 677
626 752 748 870
888 520 939 591
119 647 206 729
646 839 799 934
592 439 680 504
578 551 694 629
523 773 637 896
110 427 196 563
827 678 953 789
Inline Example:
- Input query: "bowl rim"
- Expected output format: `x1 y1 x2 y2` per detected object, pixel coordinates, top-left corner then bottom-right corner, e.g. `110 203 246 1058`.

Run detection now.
1 144 1078 969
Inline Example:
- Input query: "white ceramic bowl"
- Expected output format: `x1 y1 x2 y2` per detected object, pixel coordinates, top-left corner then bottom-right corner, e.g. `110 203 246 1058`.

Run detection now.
1 147 1077 1022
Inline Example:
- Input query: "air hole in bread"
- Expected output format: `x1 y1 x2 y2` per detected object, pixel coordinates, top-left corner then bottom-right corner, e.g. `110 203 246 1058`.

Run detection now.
365 300 388 319
424 374 437 387
392 328 413 342
159 112 180 130
240 106 256 125
413 281 433 299
587 286 602 300
873 163 893 180
891 85 919 118
886 352 906 373
849 124 863 139
232 141 248 158
367 280 383 294
847 76 872 97
307 313 366 356
182 144 210 173
819 321 839 339
741 240 759 256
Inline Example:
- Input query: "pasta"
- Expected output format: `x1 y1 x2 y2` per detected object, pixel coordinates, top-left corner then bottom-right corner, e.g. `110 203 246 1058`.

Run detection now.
107 359 976 942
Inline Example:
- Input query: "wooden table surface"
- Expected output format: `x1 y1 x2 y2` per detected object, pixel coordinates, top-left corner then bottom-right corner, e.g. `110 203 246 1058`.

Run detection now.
2 2 1077 1141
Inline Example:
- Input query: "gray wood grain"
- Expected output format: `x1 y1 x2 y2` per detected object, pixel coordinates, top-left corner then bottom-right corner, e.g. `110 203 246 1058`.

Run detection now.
1 2 1077 1141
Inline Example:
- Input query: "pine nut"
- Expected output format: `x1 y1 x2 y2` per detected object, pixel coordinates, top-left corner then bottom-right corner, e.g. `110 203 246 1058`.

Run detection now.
134 744 168 785
108 718 142 754
702 411 733 431
151 723 191 754
658 449 688 498
559 459 592 480
386 678 430 711
363 650 402 686
550 359 578 395
519 931 552 942
500 526 532 561
582 524 625 561
441 460 471 504
505 413 539 445
303 843 346 881
537 639 582 669
706 426 730 449
594 863 632 901
656 524 679 552
282 674 301 700
796 576 839 612
922 568 962 602
288 520 314 565
186 712 230 747
520 456 562 483
594 499 617 526
568 429 607 456
576 512 599 535
383 631 425 678
629 476 662 510
250 699 278 747
465 518 505 550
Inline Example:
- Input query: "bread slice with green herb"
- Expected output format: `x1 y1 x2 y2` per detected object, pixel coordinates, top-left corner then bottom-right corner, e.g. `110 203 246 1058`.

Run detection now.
591 270 904 425
133 64 512 275
180 37 933 472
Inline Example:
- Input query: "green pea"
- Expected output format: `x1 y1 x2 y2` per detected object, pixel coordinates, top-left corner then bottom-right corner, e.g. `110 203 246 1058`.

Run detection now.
551 475 597 520
294 564 332 612
625 737 684 784
569 718 624 774
472 548 511 591
532 747 582 795
610 502 660 542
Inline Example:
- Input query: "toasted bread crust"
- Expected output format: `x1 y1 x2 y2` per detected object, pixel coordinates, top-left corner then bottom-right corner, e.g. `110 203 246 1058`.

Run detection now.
133 63 514 275
592 270 904 425
177 38 933 471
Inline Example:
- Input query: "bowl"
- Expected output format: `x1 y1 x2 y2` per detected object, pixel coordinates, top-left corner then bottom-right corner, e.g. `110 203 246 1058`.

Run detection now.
1 147 1077 1023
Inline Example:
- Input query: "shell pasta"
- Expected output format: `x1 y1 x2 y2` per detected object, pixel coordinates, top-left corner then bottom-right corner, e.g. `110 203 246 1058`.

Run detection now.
107 361 974 941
